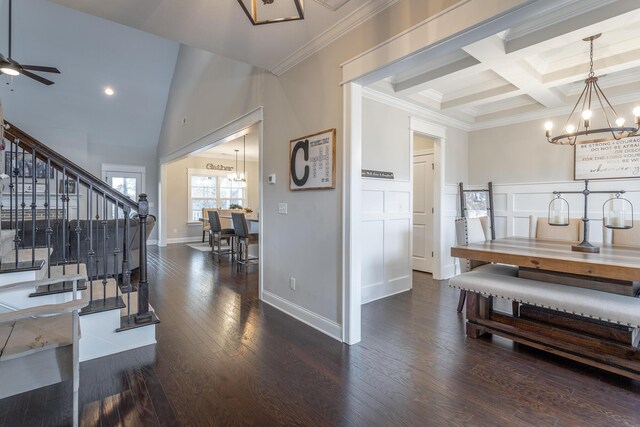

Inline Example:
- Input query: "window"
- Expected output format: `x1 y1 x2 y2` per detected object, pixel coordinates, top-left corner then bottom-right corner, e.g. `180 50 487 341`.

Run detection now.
188 169 247 222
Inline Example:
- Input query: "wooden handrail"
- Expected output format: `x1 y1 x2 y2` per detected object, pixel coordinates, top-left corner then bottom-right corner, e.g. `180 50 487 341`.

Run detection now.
3 121 139 211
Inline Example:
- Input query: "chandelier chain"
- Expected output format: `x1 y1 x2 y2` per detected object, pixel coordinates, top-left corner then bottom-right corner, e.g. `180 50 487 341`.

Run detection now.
588 38 595 78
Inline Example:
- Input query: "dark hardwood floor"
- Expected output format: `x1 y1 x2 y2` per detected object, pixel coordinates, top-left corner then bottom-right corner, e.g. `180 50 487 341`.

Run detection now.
2 243 639 426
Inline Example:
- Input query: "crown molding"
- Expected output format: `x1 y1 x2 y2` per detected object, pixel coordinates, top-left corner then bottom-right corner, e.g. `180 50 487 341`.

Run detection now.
363 87 472 132
269 0 399 76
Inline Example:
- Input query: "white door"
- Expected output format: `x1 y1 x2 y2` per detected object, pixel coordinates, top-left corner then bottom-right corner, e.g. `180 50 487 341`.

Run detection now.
103 166 144 217
412 153 434 272
103 168 143 201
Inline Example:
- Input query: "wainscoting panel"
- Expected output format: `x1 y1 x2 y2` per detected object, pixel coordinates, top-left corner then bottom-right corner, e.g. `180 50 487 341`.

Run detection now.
361 179 412 303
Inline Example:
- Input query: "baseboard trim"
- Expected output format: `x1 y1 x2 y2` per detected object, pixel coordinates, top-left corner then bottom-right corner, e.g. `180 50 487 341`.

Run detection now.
261 290 342 342
362 279 411 304
147 239 158 246
166 237 201 244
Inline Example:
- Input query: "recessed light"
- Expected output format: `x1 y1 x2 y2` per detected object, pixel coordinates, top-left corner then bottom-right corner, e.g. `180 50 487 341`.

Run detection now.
104 87 114 96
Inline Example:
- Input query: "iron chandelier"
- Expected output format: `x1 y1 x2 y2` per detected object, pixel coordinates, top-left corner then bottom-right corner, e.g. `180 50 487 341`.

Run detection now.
237 0 304 25
544 34 640 145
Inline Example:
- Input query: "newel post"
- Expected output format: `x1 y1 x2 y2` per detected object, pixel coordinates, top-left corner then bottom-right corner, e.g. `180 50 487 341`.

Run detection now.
135 194 152 323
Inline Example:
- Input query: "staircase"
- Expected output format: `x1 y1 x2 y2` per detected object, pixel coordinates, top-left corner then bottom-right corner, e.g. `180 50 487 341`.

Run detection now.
0 121 159 362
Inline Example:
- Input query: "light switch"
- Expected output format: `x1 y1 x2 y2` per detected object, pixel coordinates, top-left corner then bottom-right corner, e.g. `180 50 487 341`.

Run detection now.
278 203 288 214
268 174 276 184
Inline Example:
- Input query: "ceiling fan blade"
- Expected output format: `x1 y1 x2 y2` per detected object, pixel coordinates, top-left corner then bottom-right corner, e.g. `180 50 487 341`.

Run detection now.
21 65 60 74
21 69 55 86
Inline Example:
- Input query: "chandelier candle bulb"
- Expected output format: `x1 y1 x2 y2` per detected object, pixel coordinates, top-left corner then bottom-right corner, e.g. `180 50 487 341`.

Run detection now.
566 124 576 134
616 117 626 127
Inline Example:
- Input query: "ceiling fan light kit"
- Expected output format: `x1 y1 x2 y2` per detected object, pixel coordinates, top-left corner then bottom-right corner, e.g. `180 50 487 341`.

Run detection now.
237 0 304 25
544 34 640 145
0 0 61 85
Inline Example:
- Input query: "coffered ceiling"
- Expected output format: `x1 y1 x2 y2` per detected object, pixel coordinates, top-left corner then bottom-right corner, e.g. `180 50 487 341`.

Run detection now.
369 0 640 130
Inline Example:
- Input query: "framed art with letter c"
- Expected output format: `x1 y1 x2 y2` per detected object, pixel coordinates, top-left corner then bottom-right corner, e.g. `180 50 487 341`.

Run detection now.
289 129 336 191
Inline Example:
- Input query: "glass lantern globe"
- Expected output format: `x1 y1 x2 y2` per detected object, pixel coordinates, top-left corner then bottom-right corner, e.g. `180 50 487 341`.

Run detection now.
548 194 570 226
603 193 634 229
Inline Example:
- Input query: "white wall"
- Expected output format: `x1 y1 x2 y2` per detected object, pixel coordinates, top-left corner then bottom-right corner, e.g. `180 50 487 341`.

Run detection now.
361 98 413 303
362 98 411 181
157 0 461 336
468 101 640 184
165 155 259 242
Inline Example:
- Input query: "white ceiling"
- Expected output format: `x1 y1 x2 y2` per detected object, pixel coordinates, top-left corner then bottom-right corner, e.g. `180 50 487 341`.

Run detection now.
48 0 376 72
370 1 640 131
0 0 179 148
196 128 260 162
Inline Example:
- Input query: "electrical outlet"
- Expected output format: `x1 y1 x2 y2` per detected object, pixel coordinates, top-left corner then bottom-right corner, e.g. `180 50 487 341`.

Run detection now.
181 116 187 127
289 277 296 290
278 203 288 214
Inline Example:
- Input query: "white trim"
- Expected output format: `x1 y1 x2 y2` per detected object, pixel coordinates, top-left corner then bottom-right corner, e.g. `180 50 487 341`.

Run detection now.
262 291 342 341
159 107 263 164
342 82 363 345
269 0 399 76
410 118 446 280
340 0 552 85
166 236 201 244
363 87 472 131
101 164 146 195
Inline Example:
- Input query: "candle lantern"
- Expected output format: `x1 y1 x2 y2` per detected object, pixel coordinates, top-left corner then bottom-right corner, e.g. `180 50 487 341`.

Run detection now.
548 194 570 226
603 193 634 230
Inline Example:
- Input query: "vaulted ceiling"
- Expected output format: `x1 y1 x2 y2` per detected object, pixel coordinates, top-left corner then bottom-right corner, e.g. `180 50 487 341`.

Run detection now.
48 0 380 73
0 0 179 149
369 0 640 131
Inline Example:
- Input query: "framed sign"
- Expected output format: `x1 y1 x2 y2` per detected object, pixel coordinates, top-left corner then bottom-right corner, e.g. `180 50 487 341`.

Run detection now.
574 136 640 180
289 129 336 191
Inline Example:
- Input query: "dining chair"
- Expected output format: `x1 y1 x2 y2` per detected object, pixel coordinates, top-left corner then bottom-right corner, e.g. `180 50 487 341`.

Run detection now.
231 212 258 271
529 215 582 242
455 216 518 313
202 208 217 243
603 220 640 247
208 210 236 262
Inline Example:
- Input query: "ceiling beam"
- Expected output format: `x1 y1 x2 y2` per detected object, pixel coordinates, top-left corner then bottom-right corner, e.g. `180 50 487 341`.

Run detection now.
392 56 480 94
463 35 565 108
441 84 520 110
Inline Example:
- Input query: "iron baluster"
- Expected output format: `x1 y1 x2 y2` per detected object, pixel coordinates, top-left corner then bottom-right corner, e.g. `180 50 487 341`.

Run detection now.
122 205 131 323
30 148 36 266
20 146 25 249
135 194 151 323
75 176 81 274
45 159 52 278
61 167 68 274
12 139 19 267
87 185 94 307
113 199 120 300
102 194 108 301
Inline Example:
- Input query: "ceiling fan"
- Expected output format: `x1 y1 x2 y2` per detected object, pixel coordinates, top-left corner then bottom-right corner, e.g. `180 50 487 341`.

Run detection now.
0 0 60 85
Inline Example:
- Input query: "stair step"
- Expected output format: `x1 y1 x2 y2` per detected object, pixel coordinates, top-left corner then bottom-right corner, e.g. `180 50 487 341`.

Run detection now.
79 295 125 316
29 280 87 297
0 260 45 274
116 310 160 332
1 248 50 265
0 230 13 258
28 264 89 297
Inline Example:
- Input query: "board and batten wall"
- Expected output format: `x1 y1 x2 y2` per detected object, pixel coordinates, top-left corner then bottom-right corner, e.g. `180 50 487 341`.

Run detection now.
467 101 640 248
157 0 462 339
360 97 469 303
165 155 259 243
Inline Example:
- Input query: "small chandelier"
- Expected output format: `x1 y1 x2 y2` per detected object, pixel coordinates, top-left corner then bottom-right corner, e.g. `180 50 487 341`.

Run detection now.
237 0 304 26
545 34 640 145
227 136 247 186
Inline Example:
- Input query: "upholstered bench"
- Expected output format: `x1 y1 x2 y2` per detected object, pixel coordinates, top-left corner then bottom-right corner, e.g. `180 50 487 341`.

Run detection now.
449 271 640 331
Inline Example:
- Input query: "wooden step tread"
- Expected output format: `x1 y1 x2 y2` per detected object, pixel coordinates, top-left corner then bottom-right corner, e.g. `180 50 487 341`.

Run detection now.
83 278 156 318
0 312 74 362
1 248 50 265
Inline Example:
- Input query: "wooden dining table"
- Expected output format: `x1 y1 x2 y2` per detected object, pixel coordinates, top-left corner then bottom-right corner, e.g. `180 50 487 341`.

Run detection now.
451 237 640 379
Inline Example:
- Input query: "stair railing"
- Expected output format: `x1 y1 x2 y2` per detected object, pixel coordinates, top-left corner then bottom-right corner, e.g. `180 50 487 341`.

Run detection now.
1 122 155 327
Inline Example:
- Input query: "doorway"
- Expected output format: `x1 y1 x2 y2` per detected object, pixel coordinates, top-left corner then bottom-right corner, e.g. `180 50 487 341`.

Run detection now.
102 165 145 200
412 133 434 273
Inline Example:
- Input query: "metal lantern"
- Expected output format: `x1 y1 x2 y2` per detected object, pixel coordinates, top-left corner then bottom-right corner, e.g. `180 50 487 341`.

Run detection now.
603 193 634 229
548 194 570 226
